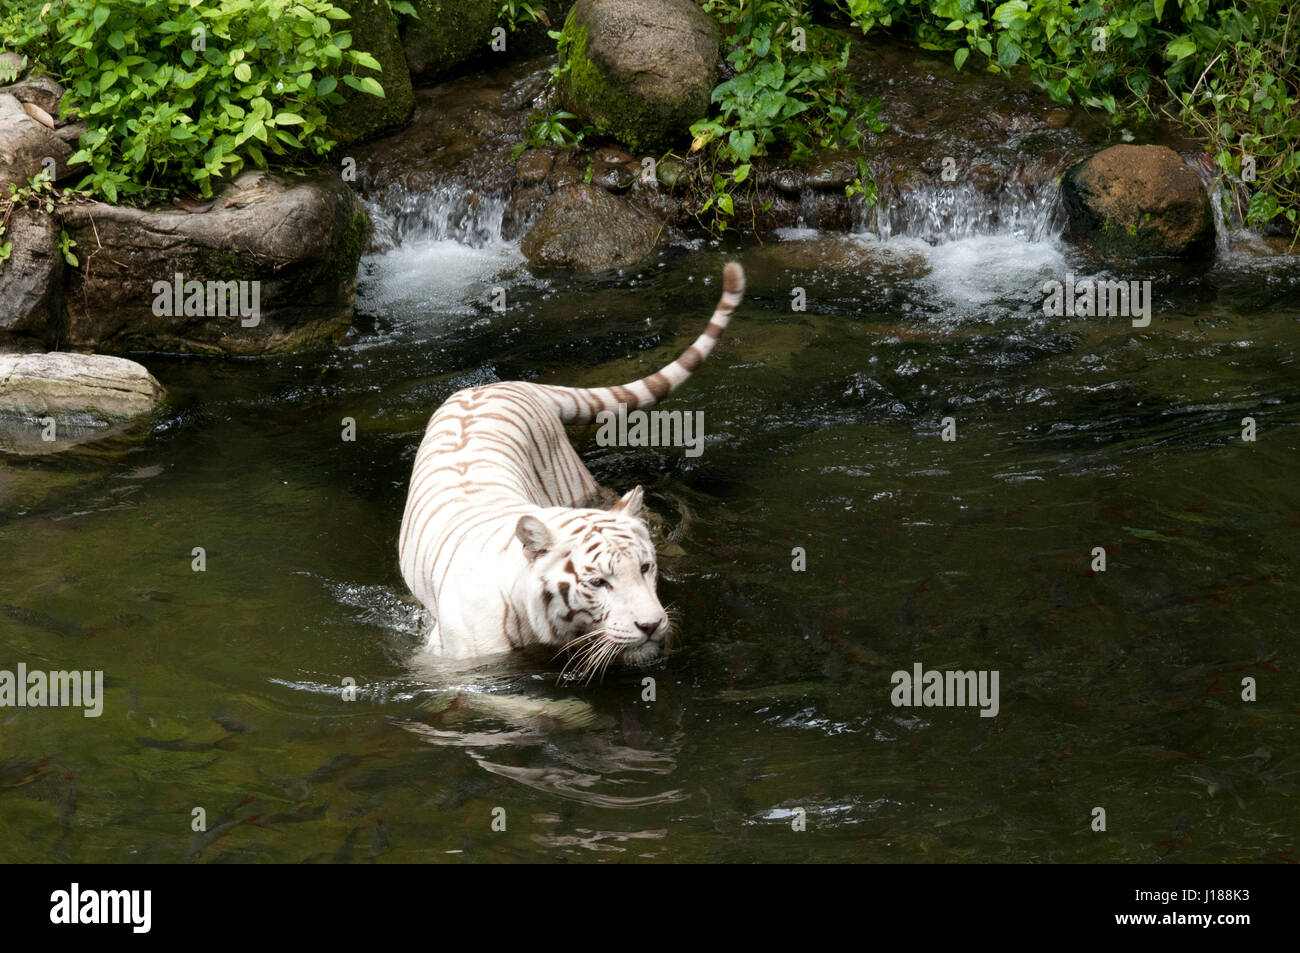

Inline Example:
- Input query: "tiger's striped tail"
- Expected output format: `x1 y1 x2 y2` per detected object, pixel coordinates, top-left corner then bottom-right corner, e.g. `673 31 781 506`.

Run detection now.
543 262 745 426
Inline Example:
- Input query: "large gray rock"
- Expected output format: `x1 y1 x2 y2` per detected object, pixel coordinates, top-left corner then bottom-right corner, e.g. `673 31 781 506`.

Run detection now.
558 0 719 152
0 73 66 120
0 208 64 346
0 92 75 189
0 352 163 455
521 184 660 270
59 172 369 354
1062 144 1214 258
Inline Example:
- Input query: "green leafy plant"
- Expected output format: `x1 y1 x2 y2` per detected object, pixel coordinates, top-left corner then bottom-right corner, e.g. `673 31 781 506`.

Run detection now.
691 0 886 164
3 0 394 203
58 228 78 266
511 109 590 159
0 50 27 83
498 0 550 31
682 0 885 234
844 155 878 204
1163 2 1298 230
0 169 90 276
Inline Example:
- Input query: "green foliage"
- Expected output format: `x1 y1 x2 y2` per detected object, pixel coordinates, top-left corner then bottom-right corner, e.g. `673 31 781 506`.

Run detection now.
1168 3 1298 229
0 51 27 82
512 108 589 159
498 0 549 31
691 0 886 165
837 0 1298 228
0 169 90 276
682 0 884 234
0 0 393 202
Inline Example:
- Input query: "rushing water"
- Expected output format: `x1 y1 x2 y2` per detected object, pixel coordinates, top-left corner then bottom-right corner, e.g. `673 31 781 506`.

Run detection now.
2 176 1298 862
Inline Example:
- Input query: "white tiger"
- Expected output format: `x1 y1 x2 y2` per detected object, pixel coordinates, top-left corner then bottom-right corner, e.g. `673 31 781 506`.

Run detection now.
398 262 745 677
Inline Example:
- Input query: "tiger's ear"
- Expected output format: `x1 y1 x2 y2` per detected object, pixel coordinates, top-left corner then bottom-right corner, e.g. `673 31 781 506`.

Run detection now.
609 485 644 518
515 515 554 562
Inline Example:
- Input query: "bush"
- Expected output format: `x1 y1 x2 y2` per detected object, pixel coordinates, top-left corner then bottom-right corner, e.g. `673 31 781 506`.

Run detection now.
690 0 885 166
0 0 411 202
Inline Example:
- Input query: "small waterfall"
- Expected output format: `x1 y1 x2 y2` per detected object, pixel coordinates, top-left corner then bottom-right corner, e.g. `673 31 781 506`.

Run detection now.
860 179 1066 245
356 180 522 320
1183 151 1239 258
364 181 512 253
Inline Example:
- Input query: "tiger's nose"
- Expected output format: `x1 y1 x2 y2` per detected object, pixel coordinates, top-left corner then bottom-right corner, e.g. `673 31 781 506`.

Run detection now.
636 618 664 637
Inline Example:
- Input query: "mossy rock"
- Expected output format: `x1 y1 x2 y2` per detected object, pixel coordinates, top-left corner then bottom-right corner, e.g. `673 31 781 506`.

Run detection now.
400 0 502 84
326 0 415 146
557 0 718 154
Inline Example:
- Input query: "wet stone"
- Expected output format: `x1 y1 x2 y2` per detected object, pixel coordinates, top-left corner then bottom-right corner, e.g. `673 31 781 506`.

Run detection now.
595 146 634 166
655 157 687 188
772 169 806 196
591 161 635 192
806 155 858 191
515 148 553 184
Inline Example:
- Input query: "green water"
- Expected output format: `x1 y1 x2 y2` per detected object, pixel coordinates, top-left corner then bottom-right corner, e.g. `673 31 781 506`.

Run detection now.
2 232 1298 863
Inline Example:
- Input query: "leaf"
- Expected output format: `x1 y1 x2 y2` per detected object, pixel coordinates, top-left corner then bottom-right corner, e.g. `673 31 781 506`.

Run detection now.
1165 36 1197 61
91 5 109 32
274 112 305 125
954 47 969 70
234 63 252 83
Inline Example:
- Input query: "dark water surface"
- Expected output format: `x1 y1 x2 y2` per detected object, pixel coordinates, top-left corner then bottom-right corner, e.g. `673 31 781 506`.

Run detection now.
2 223 1298 862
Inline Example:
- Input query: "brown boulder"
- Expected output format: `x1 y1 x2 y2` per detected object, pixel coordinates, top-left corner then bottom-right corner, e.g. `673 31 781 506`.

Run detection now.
521 184 660 270
1062 144 1214 258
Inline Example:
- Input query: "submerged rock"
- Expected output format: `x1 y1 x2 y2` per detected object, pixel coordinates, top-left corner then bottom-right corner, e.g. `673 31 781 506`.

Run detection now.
521 184 660 270
1062 145 1214 258
0 352 163 455
59 172 368 355
558 0 718 152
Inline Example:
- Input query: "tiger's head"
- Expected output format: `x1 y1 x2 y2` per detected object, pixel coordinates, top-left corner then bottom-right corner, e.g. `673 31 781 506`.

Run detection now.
515 486 668 680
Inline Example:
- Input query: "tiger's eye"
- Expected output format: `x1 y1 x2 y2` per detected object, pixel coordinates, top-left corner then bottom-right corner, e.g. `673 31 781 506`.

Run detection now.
640 563 651 574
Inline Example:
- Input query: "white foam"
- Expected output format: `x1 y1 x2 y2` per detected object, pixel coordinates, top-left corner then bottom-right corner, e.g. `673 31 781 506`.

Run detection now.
356 238 524 317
